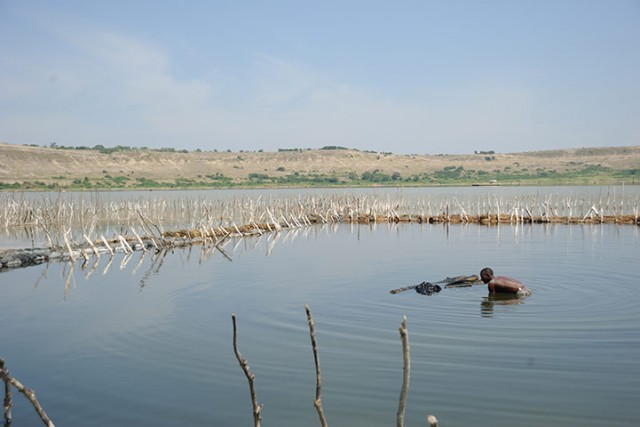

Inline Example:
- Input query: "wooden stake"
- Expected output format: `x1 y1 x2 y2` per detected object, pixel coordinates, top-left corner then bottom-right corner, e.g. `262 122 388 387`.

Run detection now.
1 358 11 424
397 316 410 427
231 314 262 427
305 305 328 427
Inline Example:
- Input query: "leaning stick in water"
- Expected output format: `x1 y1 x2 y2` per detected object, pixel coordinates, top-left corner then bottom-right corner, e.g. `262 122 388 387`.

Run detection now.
63 229 77 262
396 316 410 427
84 234 101 258
100 235 114 256
0 358 55 427
231 314 262 427
305 305 328 427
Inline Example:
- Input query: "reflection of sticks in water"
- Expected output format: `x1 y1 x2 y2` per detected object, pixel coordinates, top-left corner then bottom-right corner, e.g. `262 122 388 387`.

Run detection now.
252 233 264 252
31 263 49 291
119 253 133 270
132 252 147 275
198 242 214 265
288 227 303 244
231 314 262 427
214 238 233 262
0 357 55 427
232 236 243 252
266 232 280 256
397 316 410 427
84 257 100 280
63 262 75 300
305 305 328 427
184 244 194 264
138 250 167 289
102 255 114 276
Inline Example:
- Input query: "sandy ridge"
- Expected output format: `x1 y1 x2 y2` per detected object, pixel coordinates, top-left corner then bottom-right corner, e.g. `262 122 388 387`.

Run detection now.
0 142 638 185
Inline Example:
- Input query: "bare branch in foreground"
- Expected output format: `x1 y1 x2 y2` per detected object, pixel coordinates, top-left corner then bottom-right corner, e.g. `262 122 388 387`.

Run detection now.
231 314 262 427
0 358 55 427
2 359 11 425
305 305 328 427
397 316 410 427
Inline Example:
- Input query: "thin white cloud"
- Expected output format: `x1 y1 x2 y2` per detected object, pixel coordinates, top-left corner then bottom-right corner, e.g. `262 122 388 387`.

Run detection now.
59 28 216 114
1 14 636 153
247 53 320 109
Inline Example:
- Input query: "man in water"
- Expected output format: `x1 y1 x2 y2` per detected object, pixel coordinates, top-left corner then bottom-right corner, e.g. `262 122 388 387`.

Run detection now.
480 267 532 297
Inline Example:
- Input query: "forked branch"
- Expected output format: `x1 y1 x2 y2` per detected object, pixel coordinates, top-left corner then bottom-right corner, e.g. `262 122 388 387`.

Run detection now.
0 358 55 427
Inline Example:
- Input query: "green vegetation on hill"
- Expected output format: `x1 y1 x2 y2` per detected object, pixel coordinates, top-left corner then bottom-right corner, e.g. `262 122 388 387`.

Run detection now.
2 165 637 191
1 143 638 190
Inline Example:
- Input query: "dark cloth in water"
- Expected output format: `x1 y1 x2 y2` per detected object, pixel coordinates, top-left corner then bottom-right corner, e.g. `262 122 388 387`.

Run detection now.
415 282 442 295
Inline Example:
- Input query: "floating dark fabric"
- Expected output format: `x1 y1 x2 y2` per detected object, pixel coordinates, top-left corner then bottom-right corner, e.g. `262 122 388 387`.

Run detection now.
414 282 442 295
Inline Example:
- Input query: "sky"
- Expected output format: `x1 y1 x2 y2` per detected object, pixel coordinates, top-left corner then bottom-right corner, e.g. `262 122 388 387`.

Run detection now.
1 0 639 155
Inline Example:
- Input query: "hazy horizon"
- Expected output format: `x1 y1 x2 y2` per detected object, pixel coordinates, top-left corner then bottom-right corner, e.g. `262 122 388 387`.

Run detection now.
1 1 639 155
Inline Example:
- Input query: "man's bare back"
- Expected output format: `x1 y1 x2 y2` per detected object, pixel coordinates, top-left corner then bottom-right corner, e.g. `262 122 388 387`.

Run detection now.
480 267 532 296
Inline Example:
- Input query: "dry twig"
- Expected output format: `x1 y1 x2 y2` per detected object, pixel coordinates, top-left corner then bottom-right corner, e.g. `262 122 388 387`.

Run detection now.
2 359 10 425
231 314 262 427
305 305 329 427
0 358 55 427
397 316 410 427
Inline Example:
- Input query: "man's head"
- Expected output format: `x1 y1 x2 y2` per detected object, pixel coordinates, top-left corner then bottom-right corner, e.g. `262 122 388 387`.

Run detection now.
480 267 494 284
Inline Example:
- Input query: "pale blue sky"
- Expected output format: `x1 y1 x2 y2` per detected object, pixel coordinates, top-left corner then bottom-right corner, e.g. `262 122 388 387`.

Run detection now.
1 0 639 154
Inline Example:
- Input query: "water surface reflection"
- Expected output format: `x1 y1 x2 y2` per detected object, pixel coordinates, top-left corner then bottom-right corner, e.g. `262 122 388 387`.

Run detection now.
480 293 527 317
0 222 638 427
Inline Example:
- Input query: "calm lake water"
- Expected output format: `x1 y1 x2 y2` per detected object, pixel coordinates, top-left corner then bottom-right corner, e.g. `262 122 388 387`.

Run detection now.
1 187 639 426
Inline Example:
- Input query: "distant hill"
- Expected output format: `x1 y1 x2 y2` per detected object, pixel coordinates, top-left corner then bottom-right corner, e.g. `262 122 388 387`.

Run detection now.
0 143 638 189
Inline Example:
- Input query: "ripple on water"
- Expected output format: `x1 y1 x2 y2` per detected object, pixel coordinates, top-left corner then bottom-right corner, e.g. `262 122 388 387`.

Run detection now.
528 256 640 333
2 217 639 427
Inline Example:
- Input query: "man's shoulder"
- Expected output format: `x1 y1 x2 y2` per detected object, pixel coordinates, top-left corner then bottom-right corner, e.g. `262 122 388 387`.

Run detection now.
495 276 524 285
